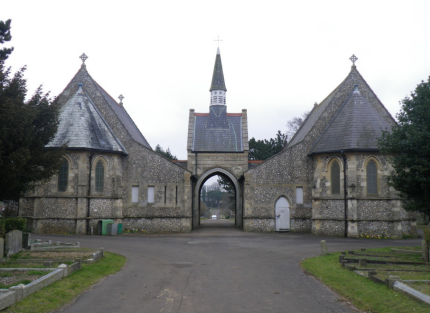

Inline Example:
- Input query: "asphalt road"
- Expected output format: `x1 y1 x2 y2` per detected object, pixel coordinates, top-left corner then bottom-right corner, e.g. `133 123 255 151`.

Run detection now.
33 220 421 313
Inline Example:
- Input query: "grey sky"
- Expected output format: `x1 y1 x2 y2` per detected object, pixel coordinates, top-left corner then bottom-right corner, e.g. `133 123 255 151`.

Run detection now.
2 0 430 160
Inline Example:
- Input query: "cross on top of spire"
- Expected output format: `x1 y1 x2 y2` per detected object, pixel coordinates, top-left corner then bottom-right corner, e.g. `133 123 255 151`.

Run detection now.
79 53 88 64
214 36 223 47
349 54 358 66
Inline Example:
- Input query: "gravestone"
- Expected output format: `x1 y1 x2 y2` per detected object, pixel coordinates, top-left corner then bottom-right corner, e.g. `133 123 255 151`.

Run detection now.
5 230 23 256
320 240 328 255
359 258 367 267
422 240 429 262
0 238 4 258
22 233 30 249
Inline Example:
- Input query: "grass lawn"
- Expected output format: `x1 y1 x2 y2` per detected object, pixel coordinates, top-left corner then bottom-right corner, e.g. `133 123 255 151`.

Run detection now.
1 251 126 313
301 248 430 313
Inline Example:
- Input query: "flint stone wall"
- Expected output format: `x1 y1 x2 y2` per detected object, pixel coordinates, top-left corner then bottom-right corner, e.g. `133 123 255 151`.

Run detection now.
122 217 191 233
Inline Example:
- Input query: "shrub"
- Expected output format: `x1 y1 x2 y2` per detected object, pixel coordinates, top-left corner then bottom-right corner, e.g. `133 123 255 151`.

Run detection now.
0 217 27 237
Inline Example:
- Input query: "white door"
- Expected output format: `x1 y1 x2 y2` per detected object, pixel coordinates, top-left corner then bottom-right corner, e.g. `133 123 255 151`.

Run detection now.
275 197 290 231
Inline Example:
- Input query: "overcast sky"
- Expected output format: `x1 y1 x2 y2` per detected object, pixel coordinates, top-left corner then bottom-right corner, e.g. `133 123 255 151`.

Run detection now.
2 0 430 161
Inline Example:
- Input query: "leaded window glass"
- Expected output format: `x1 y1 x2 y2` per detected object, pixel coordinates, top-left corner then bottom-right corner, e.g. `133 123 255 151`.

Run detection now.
58 159 69 192
367 160 377 194
331 161 340 194
95 160 104 193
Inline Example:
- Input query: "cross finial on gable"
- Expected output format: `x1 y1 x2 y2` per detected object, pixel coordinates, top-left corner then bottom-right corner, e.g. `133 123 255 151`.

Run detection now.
349 54 358 66
80 53 88 64
214 36 223 48
118 94 124 106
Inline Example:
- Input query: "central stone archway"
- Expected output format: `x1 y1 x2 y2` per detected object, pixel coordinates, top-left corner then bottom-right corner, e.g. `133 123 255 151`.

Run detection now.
193 168 243 230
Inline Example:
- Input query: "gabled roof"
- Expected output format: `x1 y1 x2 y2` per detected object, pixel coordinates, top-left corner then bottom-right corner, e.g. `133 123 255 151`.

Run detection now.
210 48 227 91
47 85 127 154
57 64 151 150
93 82 151 149
287 65 396 152
192 108 243 152
309 86 392 154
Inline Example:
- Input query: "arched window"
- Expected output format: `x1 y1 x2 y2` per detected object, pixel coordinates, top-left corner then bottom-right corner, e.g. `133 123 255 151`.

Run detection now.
95 160 104 193
58 159 69 192
367 159 377 194
331 161 341 194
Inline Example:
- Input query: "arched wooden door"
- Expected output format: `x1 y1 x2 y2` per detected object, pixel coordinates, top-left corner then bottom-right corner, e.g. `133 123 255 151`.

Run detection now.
275 197 290 231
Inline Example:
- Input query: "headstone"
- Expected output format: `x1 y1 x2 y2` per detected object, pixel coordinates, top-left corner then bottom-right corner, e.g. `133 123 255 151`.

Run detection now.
348 250 354 254
339 255 344 262
22 233 30 249
320 240 328 255
422 240 429 262
5 230 23 256
359 258 367 267
0 238 4 258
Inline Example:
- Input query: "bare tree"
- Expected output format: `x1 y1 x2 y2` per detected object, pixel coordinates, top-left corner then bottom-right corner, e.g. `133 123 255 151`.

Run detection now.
286 110 310 142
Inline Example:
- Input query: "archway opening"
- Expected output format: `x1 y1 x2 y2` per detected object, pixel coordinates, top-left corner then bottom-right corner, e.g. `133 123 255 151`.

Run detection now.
199 174 236 226
193 168 243 229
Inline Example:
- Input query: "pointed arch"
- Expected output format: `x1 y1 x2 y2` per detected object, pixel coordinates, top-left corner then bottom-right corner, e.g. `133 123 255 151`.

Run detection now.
95 159 105 193
193 168 242 229
57 157 69 192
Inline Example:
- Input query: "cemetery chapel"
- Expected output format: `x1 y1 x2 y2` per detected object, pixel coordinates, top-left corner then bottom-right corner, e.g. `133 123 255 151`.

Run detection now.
19 49 416 238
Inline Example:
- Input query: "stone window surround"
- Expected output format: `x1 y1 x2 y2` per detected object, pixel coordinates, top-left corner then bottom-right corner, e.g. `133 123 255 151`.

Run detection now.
324 156 345 197
57 157 70 193
92 156 108 196
362 156 381 197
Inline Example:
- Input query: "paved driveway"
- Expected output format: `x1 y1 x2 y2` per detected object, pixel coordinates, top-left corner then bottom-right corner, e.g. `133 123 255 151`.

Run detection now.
35 220 421 313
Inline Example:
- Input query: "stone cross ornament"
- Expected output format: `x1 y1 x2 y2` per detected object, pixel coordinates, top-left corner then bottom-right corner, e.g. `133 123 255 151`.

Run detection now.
349 54 358 65
79 53 88 64
118 94 124 104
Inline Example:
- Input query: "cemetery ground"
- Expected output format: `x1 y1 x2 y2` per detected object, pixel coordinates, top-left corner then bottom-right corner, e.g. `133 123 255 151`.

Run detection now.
1 249 125 313
7 220 422 313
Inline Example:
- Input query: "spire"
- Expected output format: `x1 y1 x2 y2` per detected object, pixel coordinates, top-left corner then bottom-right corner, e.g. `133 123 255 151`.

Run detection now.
210 49 227 91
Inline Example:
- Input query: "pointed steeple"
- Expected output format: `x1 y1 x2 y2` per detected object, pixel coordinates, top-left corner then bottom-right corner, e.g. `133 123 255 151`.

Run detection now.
210 48 227 105
210 48 226 91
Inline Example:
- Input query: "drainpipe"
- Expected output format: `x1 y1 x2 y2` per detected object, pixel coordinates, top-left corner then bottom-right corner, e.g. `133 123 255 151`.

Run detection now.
87 153 94 235
194 152 198 227
341 151 348 238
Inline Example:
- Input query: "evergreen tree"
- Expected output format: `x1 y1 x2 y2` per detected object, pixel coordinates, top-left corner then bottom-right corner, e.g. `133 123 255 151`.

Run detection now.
0 19 13 61
0 20 65 201
378 76 430 220
248 131 286 160
155 144 177 160
217 175 235 212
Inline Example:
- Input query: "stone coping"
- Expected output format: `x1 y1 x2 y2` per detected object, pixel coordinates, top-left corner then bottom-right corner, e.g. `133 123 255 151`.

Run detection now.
393 281 430 305
0 261 81 310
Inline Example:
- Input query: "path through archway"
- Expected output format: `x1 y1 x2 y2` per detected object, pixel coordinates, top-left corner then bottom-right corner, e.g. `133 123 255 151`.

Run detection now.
193 168 242 230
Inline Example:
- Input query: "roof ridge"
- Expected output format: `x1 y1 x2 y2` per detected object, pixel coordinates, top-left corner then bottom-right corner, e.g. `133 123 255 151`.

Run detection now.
93 81 152 150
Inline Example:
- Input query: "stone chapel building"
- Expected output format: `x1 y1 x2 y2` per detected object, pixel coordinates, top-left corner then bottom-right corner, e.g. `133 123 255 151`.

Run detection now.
20 50 416 238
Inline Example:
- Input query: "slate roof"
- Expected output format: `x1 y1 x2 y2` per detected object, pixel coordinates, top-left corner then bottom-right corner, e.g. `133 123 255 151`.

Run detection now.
309 86 392 154
287 65 395 153
210 48 227 91
93 82 151 149
47 86 127 154
192 107 243 152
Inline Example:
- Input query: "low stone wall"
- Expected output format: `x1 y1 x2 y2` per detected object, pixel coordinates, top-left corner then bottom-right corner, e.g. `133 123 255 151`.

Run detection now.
122 217 191 233
0 262 81 310
243 219 274 232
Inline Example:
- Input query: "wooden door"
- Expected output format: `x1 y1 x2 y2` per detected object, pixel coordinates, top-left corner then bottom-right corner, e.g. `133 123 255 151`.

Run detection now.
275 197 290 231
